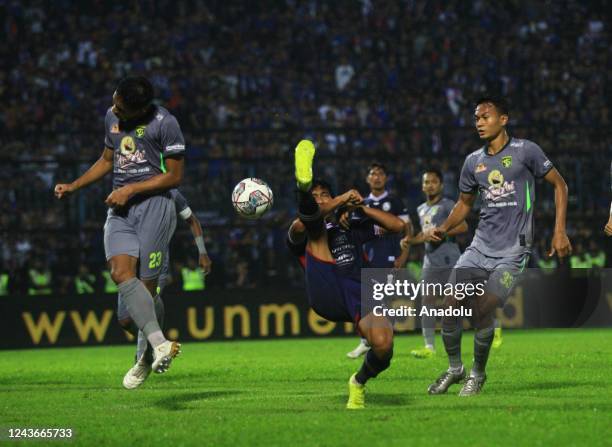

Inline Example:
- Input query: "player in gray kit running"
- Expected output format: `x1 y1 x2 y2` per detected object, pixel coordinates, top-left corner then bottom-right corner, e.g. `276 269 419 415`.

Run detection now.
400 168 467 359
427 96 572 396
120 189 212 389
54 76 186 375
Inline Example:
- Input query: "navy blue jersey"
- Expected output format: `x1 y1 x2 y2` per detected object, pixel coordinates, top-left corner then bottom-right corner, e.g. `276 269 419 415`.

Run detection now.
363 191 409 268
286 211 378 280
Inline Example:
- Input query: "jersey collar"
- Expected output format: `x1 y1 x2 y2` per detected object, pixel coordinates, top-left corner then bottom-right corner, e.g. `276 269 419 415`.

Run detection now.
367 190 389 202
483 134 512 157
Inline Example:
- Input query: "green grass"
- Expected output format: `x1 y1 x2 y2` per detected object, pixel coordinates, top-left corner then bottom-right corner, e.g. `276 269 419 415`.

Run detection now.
1 329 611 447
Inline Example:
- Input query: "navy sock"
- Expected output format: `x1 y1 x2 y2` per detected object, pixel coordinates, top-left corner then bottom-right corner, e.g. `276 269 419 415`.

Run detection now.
355 348 393 385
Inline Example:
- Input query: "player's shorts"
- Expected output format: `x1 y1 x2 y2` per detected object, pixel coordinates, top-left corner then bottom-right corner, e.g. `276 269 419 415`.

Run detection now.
104 194 177 280
116 251 170 321
450 247 529 304
304 251 361 324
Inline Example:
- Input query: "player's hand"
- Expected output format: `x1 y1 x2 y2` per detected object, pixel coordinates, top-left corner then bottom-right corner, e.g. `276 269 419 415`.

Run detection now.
54 183 75 199
199 254 212 275
341 189 363 206
393 257 407 270
548 231 572 258
105 185 134 208
428 227 446 243
604 216 612 236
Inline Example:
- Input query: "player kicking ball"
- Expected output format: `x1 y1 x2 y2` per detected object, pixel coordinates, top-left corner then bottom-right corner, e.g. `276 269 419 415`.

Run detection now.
427 96 571 396
290 140 404 409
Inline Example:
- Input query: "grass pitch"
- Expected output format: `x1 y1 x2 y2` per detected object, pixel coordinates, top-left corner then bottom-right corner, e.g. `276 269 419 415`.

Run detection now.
1 329 611 446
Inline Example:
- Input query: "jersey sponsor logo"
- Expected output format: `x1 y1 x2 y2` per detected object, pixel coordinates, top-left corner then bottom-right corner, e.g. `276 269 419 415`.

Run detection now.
117 136 146 168
484 169 517 206
501 156 513 168
135 126 146 138
510 140 524 147
120 136 136 155
166 144 185 152
475 163 487 173
382 201 391 211
543 159 552 169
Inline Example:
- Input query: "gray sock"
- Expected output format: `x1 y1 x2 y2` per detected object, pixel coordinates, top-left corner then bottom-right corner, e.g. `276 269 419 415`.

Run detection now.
422 314 436 348
117 278 165 348
136 294 166 361
442 325 463 370
494 318 500 329
472 327 494 377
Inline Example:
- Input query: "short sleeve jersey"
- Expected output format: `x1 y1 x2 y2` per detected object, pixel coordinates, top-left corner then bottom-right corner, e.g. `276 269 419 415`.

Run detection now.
458 137 553 257
104 106 186 190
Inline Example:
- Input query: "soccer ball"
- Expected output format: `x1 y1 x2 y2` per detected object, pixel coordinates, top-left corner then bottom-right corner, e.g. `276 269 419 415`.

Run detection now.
232 178 274 219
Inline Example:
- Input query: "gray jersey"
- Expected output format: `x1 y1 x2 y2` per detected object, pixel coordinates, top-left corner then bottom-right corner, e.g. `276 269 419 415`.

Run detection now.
459 137 553 257
104 106 185 190
417 197 461 267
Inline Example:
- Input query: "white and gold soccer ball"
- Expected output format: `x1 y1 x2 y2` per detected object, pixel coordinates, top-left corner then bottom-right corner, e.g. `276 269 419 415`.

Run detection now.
231 178 274 219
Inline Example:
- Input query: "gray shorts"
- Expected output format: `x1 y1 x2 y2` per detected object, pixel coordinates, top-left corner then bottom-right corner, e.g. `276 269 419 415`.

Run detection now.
104 194 177 280
450 247 529 303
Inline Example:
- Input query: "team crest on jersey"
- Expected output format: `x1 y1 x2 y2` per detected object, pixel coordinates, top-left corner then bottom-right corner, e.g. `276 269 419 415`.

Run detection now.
382 202 391 211
430 206 439 216
501 156 512 168
135 126 146 138
475 163 487 173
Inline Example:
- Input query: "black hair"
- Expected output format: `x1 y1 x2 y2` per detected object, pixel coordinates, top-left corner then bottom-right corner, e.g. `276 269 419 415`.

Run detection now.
310 179 334 197
367 162 388 175
116 76 154 110
423 167 443 183
475 96 509 116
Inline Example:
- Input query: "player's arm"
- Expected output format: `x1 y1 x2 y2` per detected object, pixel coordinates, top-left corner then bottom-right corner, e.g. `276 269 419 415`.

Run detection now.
288 218 306 243
185 213 212 275
430 193 475 242
360 206 404 233
394 219 413 268
105 156 184 207
543 168 572 257
54 148 114 198
605 204 612 236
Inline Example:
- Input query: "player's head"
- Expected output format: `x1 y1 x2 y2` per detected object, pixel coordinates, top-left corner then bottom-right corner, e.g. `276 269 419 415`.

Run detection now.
112 76 155 121
474 96 509 141
422 168 443 199
310 179 334 205
366 162 387 192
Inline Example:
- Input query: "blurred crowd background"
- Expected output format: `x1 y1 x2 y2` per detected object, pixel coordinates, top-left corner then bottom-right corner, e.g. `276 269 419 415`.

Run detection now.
0 0 610 295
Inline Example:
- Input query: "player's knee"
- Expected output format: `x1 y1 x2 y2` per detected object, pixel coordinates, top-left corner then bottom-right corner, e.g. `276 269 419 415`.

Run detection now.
110 267 135 285
369 330 393 353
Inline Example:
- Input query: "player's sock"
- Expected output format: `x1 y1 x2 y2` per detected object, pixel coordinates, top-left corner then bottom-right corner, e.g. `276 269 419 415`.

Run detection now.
422 313 436 348
136 295 164 362
442 324 463 372
471 327 494 377
355 348 393 385
118 278 166 348
296 190 324 238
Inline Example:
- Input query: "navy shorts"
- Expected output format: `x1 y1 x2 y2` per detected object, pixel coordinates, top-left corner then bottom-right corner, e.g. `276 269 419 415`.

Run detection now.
305 251 361 324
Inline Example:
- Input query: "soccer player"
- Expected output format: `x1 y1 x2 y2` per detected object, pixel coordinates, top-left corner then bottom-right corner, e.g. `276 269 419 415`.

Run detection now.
121 189 211 389
290 140 404 409
346 162 412 359
400 168 466 359
54 76 185 374
427 96 571 396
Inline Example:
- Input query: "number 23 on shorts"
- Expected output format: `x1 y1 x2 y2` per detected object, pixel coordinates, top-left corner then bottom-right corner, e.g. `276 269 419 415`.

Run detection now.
148 251 162 269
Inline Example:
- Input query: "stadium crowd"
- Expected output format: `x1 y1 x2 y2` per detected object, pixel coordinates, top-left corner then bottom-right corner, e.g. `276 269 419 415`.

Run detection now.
0 0 610 294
